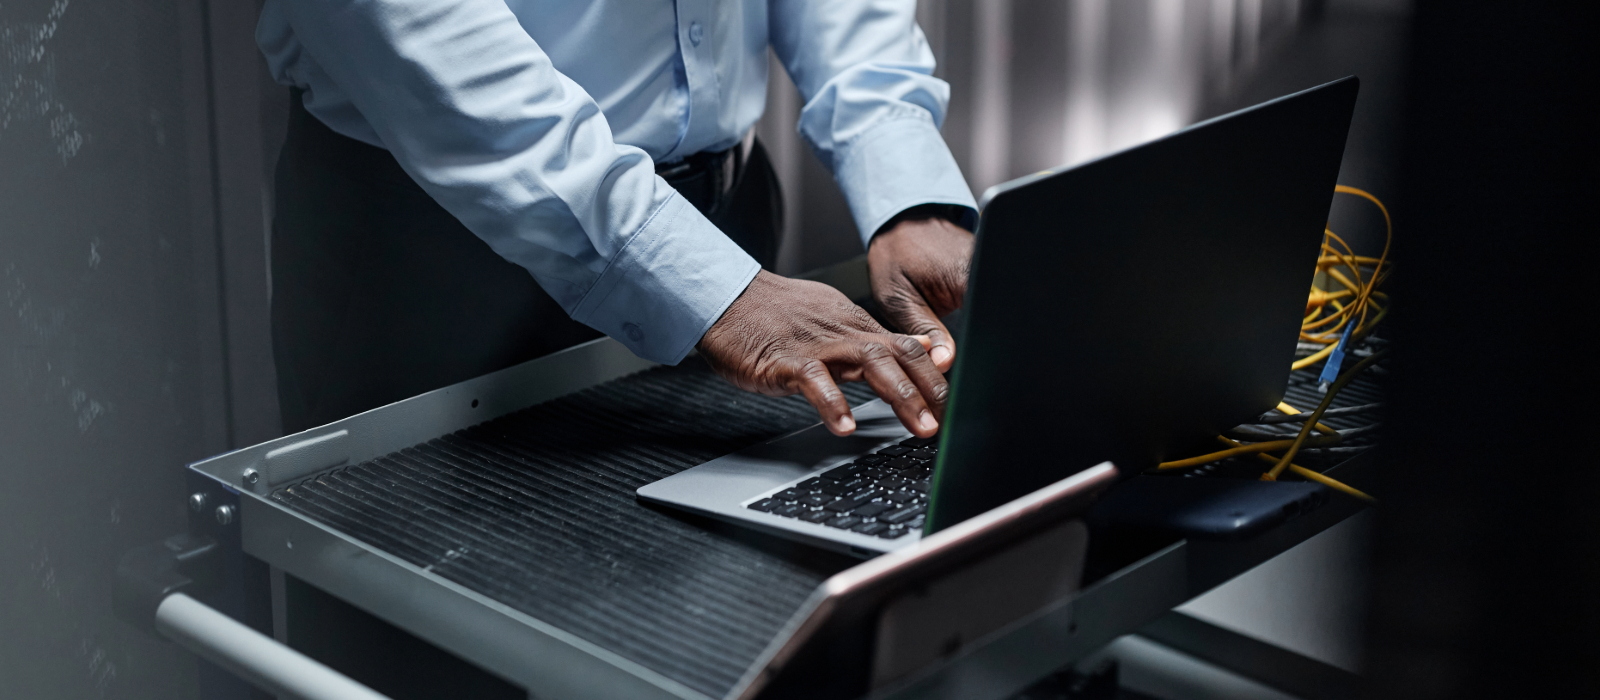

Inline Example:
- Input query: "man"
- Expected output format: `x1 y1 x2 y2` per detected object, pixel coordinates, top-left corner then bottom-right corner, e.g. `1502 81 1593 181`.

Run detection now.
260 0 979 440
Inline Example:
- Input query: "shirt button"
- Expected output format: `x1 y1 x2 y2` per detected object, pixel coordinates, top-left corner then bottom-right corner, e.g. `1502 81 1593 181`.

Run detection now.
688 22 704 46
622 322 645 343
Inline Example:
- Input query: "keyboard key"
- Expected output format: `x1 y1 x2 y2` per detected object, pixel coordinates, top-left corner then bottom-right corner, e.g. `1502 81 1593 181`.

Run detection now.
773 504 805 518
908 480 930 494
776 488 805 501
826 515 862 530
798 509 833 524
879 527 913 539
857 454 888 465
899 436 937 448
887 456 920 471
798 478 824 490
882 504 926 525
877 477 907 490
815 481 850 496
831 478 871 494
885 491 916 504
819 464 863 481
798 494 831 508
877 446 912 457
909 448 938 461
852 521 889 536
853 502 892 518
849 488 888 503
747 498 781 513
826 495 872 512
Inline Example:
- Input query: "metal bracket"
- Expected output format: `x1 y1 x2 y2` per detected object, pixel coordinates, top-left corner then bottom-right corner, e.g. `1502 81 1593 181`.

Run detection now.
259 429 350 490
112 533 220 634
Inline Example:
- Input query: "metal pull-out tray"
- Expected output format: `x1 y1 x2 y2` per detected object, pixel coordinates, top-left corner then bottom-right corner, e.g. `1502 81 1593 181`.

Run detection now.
187 335 1378 700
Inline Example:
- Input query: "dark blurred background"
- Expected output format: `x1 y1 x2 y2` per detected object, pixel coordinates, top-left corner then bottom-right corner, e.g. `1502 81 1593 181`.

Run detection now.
2 0 1590 698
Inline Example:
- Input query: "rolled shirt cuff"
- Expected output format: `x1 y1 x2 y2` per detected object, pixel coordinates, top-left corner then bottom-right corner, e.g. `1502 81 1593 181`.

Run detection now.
569 193 761 365
831 115 979 247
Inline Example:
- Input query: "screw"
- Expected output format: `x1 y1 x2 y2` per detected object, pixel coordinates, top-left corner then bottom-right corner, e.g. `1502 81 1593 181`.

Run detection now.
242 468 260 486
215 504 236 526
188 492 209 513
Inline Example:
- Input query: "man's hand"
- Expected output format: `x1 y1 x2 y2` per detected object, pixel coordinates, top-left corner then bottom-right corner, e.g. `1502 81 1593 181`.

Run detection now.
867 209 975 372
698 271 948 438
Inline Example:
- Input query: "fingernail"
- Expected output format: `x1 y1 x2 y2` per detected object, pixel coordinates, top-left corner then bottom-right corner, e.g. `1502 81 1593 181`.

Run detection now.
918 411 938 432
838 415 856 433
931 346 952 365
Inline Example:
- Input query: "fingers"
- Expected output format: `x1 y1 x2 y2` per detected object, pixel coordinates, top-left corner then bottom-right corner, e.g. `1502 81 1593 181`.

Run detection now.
892 334 951 417
887 298 957 372
828 339 928 385
854 337 944 438
787 358 857 436
925 325 956 373
778 337 944 438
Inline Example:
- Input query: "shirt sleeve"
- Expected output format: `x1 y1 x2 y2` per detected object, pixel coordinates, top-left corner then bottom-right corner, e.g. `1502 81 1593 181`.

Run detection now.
768 0 978 246
263 0 759 364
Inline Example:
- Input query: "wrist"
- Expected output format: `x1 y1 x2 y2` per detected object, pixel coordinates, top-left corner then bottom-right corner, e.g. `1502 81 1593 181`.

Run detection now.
872 204 975 246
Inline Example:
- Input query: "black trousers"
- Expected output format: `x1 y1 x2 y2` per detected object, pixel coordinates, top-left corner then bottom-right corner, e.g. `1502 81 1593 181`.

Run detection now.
272 92 782 434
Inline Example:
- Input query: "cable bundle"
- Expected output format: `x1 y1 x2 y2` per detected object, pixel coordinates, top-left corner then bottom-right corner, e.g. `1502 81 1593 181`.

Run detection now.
1294 185 1393 371
1158 186 1393 500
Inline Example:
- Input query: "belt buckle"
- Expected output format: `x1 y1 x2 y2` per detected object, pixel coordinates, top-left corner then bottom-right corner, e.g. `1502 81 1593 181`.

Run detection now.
656 160 695 179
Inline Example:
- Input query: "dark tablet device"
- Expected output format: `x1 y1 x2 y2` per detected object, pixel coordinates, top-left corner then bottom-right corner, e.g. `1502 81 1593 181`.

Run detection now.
1084 476 1330 541
730 463 1118 699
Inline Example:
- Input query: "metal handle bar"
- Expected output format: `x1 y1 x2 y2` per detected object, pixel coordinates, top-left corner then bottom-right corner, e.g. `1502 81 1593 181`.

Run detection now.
156 593 393 700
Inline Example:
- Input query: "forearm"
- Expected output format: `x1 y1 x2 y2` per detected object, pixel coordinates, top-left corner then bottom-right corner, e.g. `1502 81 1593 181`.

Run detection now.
769 0 977 244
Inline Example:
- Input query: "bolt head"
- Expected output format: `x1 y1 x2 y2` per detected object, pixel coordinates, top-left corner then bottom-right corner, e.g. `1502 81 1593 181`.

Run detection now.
242 468 260 486
214 504 236 526
188 492 209 513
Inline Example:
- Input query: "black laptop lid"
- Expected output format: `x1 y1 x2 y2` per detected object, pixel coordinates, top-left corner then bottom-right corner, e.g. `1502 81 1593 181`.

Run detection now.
926 77 1359 533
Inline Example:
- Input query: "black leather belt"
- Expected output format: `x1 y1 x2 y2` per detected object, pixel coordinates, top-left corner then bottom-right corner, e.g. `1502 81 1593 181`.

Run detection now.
655 131 753 219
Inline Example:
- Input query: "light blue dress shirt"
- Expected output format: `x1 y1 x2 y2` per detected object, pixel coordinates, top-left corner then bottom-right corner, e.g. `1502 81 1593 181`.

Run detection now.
257 0 977 364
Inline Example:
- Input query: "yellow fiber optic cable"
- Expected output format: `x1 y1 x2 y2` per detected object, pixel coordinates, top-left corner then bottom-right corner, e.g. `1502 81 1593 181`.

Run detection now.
1156 434 1341 470
1158 185 1392 499
1264 351 1389 481
1275 401 1337 435
1215 436 1375 502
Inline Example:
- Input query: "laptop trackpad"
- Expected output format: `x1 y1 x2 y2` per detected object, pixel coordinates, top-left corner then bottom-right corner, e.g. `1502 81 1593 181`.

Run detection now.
639 400 908 505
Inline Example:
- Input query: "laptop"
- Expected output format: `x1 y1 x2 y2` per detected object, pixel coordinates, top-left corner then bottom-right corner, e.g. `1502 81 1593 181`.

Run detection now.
637 77 1359 555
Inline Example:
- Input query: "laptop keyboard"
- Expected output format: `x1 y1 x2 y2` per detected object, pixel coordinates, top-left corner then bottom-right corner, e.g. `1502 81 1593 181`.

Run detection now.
744 435 938 539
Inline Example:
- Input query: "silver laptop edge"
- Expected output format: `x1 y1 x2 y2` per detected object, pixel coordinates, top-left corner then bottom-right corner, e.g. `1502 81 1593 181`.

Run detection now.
636 400 919 555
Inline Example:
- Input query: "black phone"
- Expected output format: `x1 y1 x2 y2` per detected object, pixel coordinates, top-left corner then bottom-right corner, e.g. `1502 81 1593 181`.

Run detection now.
1084 475 1330 541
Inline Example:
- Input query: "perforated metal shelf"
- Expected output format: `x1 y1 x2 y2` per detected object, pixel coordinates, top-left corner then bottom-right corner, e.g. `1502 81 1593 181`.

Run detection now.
269 356 1382 698
272 360 874 697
